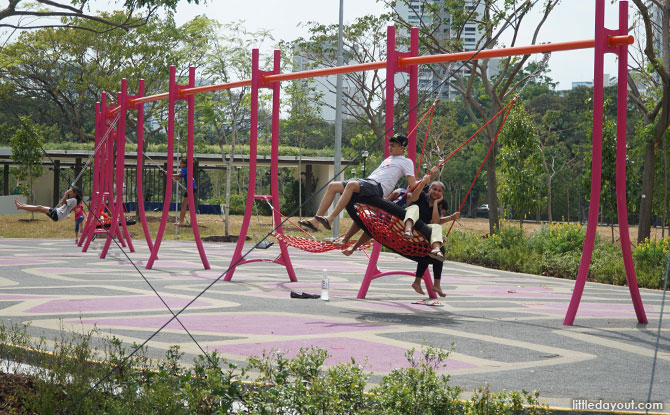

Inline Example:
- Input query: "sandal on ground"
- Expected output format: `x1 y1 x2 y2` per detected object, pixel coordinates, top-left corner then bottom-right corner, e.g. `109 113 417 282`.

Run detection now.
298 219 318 232
412 299 428 305
315 216 331 230
425 300 444 307
429 249 445 262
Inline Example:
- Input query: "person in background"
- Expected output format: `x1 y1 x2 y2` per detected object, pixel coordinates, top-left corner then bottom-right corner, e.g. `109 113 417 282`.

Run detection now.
172 158 197 226
73 200 85 244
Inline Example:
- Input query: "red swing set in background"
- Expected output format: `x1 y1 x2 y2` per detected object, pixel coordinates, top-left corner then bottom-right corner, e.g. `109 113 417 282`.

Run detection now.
80 0 645 325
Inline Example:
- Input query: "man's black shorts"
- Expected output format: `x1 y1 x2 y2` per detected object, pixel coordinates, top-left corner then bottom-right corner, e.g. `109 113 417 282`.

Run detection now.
342 178 383 198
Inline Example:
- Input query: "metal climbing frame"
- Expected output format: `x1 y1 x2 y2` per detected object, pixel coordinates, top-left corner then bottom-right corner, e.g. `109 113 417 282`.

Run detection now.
88 0 643 324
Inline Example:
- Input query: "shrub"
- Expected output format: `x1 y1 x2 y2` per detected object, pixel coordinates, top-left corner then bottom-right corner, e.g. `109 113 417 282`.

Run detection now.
634 237 670 289
371 346 462 415
463 384 549 415
445 229 482 263
528 223 586 256
539 251 581 279
481 226 539 273
589 242 626 285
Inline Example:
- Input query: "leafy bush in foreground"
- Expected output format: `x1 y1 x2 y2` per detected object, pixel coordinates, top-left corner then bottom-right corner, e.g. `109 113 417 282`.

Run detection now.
0 321 549 414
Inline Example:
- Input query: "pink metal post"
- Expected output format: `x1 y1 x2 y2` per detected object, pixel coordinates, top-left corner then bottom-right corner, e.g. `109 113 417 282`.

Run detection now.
224 49 297 282
146 66 210 269
146 66 178 269
357 26 437 299
82 94 120 252
101 78 135 258
564 0 646 325
79 102 102 249
130 79 154 251
185 66 210 269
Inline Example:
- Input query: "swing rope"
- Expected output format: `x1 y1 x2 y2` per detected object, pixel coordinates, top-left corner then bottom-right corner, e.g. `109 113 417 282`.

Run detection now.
445 98 516 238
354 98 516 257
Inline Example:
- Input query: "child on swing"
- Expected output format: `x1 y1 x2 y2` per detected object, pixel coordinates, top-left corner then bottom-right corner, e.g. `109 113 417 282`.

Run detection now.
15 187 82 222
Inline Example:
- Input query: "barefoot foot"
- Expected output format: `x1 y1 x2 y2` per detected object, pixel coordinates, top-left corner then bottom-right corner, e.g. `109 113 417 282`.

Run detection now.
342 247 355 256
432 284 447 297
332 237 347 248
411 280 425 295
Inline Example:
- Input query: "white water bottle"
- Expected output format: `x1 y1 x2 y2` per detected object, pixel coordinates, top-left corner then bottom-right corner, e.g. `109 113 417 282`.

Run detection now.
321 269 329 301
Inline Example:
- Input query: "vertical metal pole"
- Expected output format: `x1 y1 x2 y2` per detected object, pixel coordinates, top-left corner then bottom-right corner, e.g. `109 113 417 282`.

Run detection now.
133 79 154 251
186 66 210 269
224 49 261 281
565 0 646 325
332 0 344 237
146 66 177 269
564 0 606 325
613 1 646 324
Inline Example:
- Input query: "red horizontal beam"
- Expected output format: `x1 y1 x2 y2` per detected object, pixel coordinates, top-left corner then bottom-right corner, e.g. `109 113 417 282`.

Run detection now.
400 36 631 67
108 35 632 113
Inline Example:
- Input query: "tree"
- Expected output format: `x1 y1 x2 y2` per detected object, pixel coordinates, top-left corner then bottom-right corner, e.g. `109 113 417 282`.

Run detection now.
498 105 544 227
0 12 215 143
292 14 404 140
385 0 560 234
628 0 670 243
10 116 44 219
533 108 575 222
198 21 273 236
281 73 329 217
0 0 200 33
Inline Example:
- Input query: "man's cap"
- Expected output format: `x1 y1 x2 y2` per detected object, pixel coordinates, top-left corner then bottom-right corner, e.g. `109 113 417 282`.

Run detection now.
390 134 408 147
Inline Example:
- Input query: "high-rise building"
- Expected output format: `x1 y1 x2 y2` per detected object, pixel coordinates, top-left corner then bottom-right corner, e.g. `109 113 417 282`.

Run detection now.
292 47 361 123
395 0 499 100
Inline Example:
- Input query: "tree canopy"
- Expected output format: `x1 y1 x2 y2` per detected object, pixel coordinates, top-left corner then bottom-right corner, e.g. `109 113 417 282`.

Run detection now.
0 0 200 33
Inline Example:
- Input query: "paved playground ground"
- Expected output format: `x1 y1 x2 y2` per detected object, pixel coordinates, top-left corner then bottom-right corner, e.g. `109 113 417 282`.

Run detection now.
0 237 668 412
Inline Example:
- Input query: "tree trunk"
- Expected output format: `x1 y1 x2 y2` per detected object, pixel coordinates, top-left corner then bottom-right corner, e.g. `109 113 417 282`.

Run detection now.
485 142 499 234
664 132 668 238
637 138 658 243
547 175 553 222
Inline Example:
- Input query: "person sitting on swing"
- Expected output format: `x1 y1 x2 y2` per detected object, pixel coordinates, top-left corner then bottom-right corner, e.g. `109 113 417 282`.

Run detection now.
334 165 439 251
14 187 82 222
299 134 416 232
339 168 460 297
402 180 460 263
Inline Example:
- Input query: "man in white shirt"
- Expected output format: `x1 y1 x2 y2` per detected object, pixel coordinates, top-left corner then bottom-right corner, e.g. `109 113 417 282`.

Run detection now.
299 134 416 232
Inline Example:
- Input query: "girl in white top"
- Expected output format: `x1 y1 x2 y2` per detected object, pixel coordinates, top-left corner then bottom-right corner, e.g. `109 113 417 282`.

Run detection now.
15 187 82 221
299 134 416 232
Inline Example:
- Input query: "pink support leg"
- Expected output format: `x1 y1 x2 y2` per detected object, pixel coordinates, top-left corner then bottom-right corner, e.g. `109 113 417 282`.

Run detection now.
102 78 134 258
185 66 210 269
225 49 297 282
564 0 646 325
131 79 155 251
613 1 646 324
146 66 178 269
359 26 436 299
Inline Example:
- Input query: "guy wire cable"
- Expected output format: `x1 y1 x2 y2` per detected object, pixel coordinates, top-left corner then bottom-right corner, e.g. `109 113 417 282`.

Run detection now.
646 249 669 413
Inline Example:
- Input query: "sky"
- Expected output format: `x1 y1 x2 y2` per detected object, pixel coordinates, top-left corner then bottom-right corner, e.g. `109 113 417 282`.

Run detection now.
166 0 632 90
3 1 633 90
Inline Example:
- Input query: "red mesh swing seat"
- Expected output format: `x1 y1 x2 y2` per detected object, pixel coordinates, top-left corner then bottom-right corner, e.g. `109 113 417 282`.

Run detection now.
355 203 432 257
272 232 372 253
